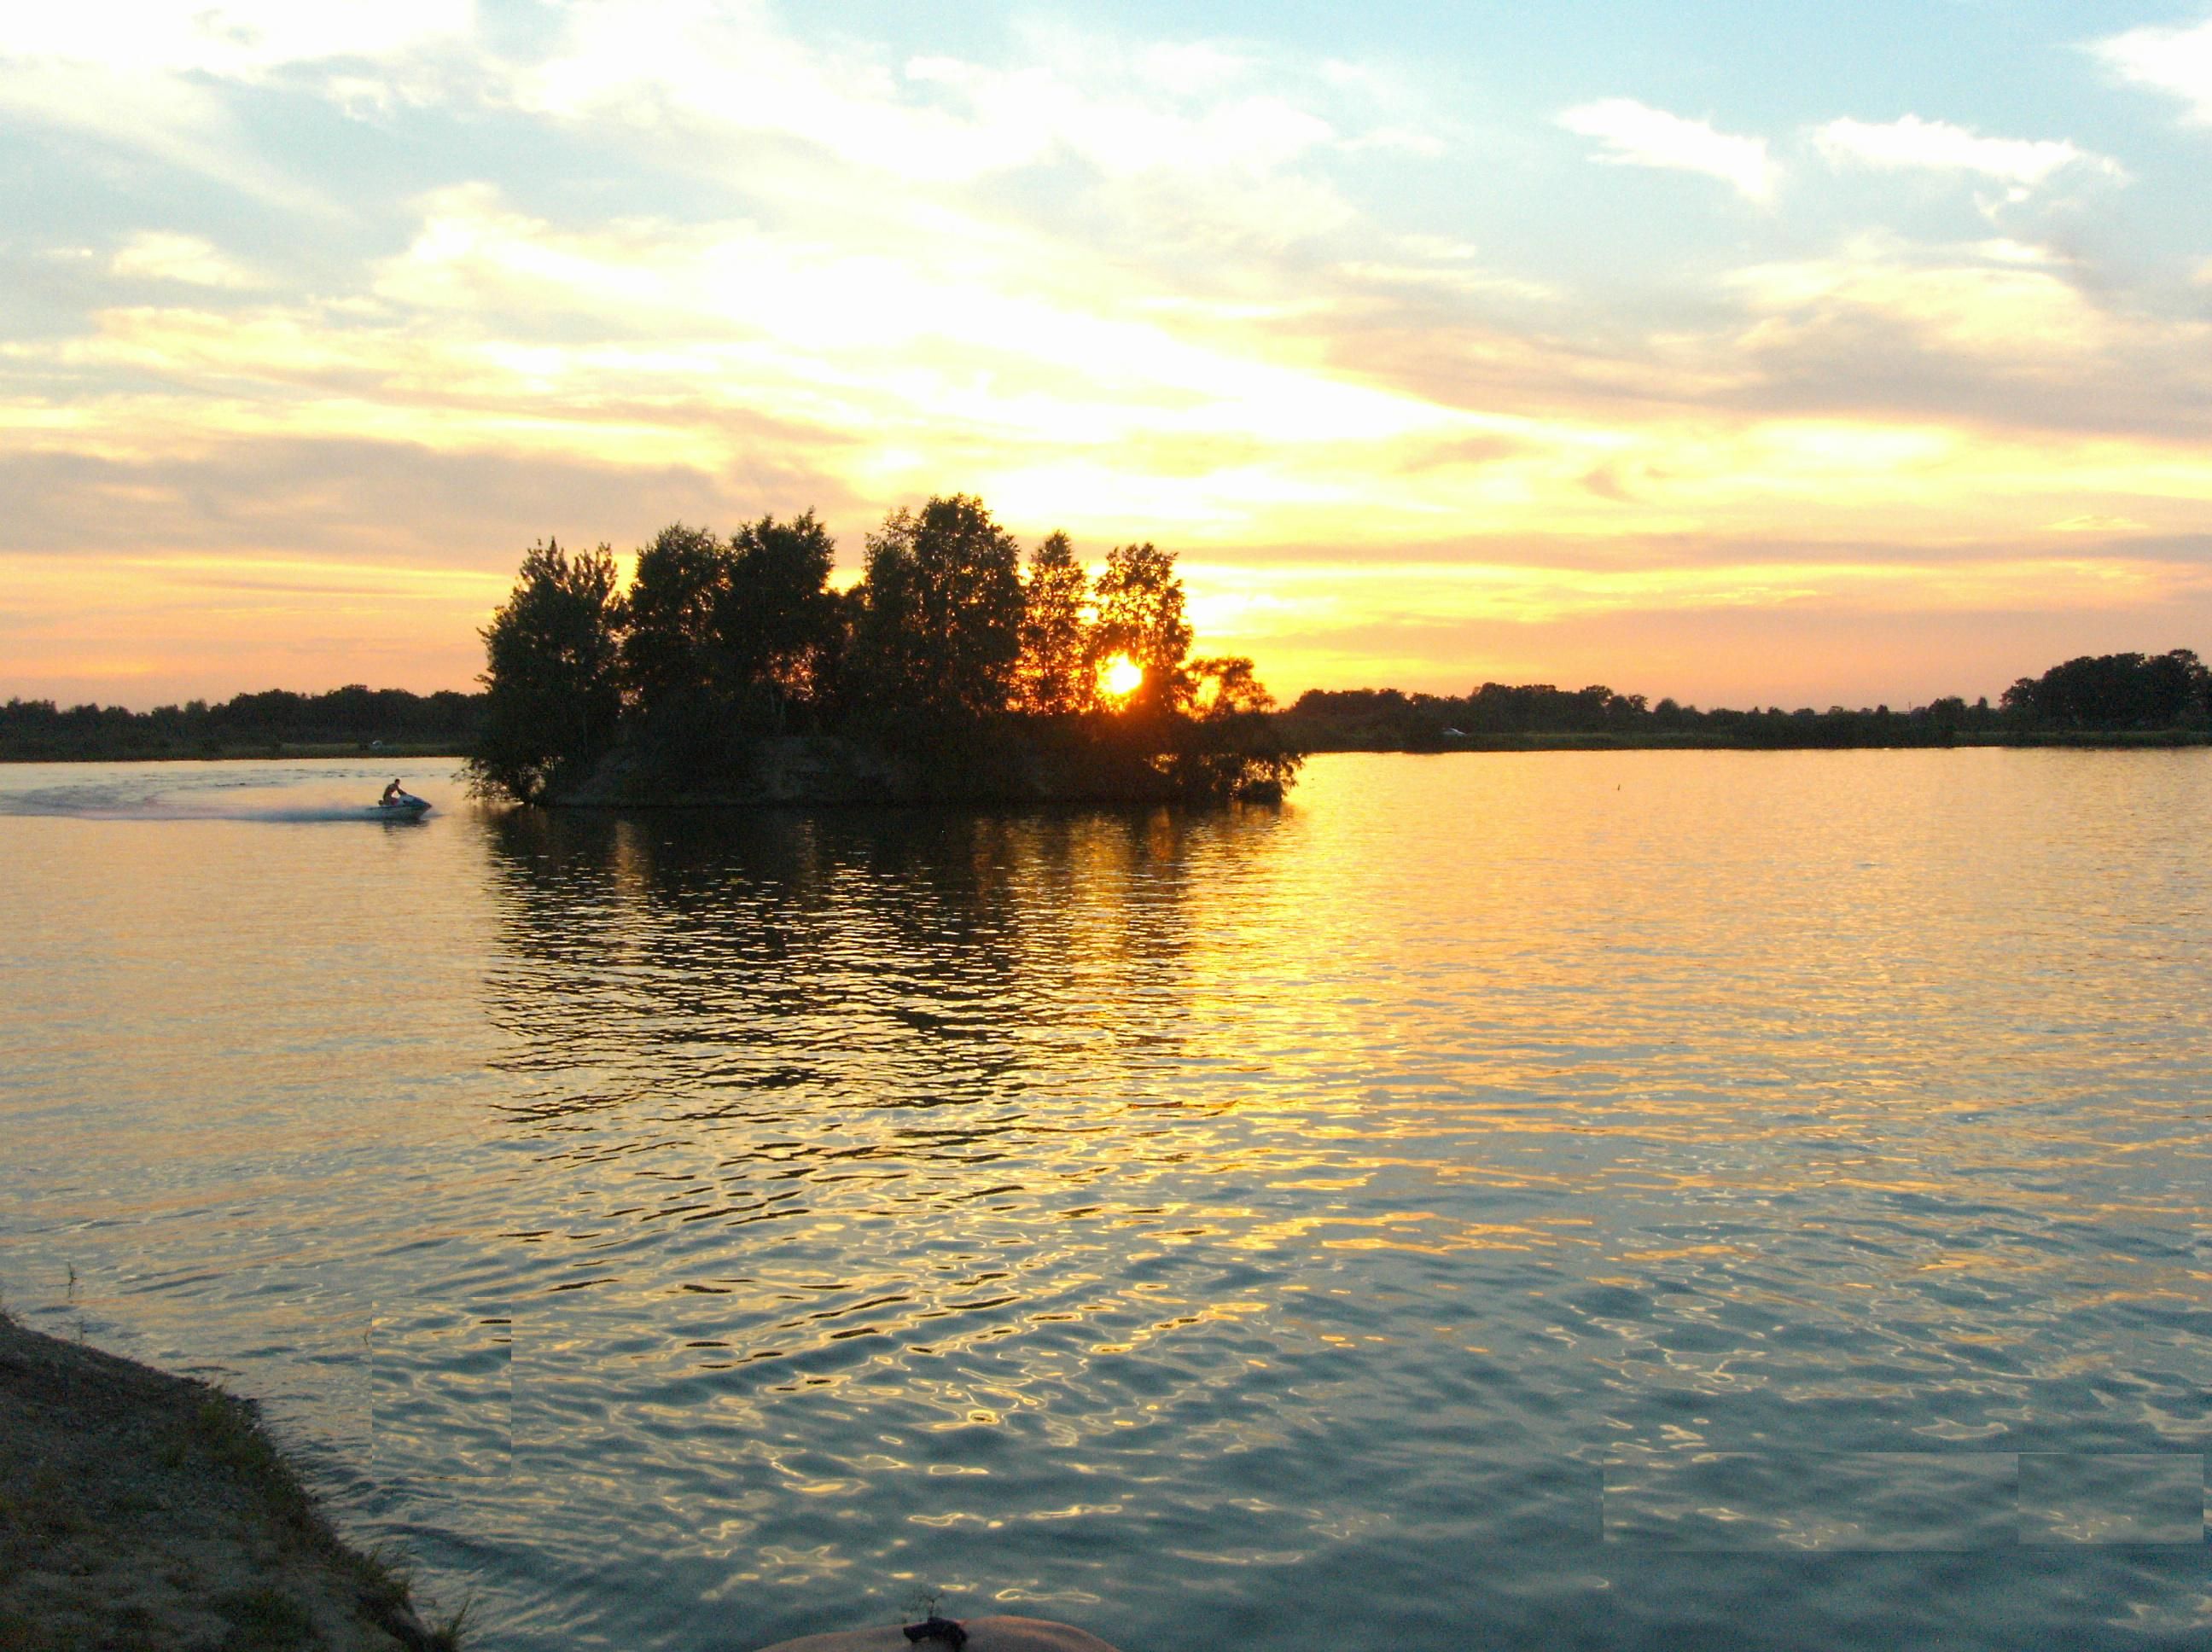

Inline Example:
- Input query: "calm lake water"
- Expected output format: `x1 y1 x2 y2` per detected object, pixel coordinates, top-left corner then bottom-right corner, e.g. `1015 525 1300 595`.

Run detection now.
2 751 2207 1650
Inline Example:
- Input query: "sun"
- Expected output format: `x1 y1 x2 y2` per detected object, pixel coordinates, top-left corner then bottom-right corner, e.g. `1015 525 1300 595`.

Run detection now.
1099 654 1144 701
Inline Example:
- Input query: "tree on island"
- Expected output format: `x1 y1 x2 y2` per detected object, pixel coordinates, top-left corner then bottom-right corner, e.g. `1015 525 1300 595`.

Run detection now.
1091 540 1192 723
620 523 731 752
617 514 847 759
848 495 1027 722
467 493 1301 806
724 511 843 730
1017 531 1092 716
474 538 623 803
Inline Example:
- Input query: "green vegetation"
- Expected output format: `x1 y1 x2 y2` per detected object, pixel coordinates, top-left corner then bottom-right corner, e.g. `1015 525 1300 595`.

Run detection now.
470 494 1302 806
1283 649 2212 751
0 686 481 762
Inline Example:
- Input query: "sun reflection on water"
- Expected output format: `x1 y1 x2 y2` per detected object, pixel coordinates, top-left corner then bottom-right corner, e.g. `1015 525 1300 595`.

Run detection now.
2 753 2210 1649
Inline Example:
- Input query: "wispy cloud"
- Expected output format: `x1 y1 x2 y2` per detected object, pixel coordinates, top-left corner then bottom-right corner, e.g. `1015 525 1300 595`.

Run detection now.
513 3 1364 188
2092 15 2212 122
0 2 473 206
2 0 474 78
1557 98 1778 202
108 233 265 289
1724 236 2184 378
2046 514 2149 533
1814 115 2125 195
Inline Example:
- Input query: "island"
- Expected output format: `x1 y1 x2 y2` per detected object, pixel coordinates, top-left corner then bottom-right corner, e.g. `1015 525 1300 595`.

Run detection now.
466 495 1301 808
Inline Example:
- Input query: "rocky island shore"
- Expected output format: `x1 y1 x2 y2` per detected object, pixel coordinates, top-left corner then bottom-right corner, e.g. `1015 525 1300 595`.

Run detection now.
547 730 1192 808
0 1312 459 1652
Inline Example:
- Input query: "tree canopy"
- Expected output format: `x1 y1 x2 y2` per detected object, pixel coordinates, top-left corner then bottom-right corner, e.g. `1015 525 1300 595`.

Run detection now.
1091 540 1191 720
724 511 842 727
474 538 623 802
2000 649 2210 730
620 523 730 736
0 687 482 760
1018 531 1091 717
850 494 1027 721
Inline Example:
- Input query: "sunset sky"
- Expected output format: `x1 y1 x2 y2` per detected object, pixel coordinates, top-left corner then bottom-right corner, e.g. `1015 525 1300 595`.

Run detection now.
5 1 2211 708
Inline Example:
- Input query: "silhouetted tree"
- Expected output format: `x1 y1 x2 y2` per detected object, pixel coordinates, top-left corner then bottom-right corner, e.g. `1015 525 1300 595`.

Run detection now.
849 495 1025 720
621 523 734 735
1186 655 1275 717
1161 654 1301 801
1017 529 1091 716
2002 649 2211 730
473 538 623 801
1091 540 1191 718
722 510 842 730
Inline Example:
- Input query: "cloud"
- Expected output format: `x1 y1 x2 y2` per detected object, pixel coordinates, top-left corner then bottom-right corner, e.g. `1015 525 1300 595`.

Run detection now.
1723 234 2205 375
109 233 265 289
0 1 473 204
1711 235 2212 436
1557 98 1778 202
1 0 474 78
1814 115 2126 195
514 3 1357 189
2093 15 2212 122
0 59 314 208
2046 514 2148 533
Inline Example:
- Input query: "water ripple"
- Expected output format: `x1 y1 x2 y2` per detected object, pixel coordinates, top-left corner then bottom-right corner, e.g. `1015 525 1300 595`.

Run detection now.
3 753 2209 1649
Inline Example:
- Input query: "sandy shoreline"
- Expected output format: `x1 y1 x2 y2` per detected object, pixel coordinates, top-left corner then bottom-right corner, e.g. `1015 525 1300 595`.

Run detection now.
0 1312 459 1651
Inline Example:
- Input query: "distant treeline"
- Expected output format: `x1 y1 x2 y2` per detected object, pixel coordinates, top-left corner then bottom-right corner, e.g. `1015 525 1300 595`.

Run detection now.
11 631 2205 769
473 496 1300 805
0 686 484 761
1281 649 2212 750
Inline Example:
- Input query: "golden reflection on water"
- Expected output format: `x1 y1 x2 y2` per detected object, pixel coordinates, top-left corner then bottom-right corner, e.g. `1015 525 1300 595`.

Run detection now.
3 753 2210 1650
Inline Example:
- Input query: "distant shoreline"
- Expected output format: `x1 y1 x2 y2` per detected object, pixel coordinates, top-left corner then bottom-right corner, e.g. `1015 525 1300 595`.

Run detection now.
0 742 471 765
1280 729 2212 753
6 732 2209 766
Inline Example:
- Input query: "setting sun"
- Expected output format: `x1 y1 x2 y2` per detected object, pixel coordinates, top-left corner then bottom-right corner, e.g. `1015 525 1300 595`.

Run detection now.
1099 654 1144 701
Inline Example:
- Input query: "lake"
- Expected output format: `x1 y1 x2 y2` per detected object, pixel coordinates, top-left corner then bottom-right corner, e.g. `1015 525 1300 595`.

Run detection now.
1 751 2206 1650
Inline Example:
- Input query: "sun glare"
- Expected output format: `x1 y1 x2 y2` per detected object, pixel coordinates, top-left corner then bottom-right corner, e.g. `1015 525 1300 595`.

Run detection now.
1100 654 1144 700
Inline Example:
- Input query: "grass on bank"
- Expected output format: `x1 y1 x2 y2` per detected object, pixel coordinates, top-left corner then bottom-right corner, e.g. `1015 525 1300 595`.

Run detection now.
0 1304 472 1651
183 1387 474 1651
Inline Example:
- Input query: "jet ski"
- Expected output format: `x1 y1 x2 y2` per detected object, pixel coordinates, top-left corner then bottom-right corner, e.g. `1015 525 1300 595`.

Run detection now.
372 788 432 818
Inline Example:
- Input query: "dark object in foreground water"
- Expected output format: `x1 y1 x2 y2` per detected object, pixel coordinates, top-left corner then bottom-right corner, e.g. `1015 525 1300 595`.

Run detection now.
904 1617 968 1648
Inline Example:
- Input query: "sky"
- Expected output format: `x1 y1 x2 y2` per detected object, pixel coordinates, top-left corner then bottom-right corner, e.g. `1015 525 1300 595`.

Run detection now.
3 0 2211 710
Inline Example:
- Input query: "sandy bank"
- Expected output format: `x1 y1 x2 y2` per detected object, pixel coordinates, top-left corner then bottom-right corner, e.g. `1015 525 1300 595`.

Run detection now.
0 1312 458 1651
